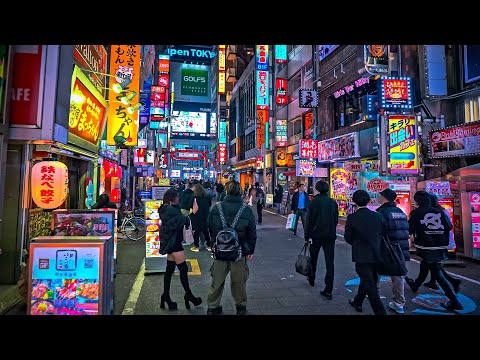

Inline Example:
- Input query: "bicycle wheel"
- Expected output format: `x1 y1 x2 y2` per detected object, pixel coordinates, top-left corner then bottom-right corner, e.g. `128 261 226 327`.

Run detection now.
124 217 146 241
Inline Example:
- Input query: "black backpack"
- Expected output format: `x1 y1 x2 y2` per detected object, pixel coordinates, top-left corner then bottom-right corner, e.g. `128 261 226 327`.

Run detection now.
212 203 246 261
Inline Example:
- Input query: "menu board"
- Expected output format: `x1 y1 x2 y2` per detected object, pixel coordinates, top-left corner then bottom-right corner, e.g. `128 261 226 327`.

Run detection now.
470 193 480 249
29 244 102 315
145 201 163 257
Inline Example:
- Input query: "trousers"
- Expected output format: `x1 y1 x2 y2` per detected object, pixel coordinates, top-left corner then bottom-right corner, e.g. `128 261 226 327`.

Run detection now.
309 239 335 293
207 257 249 309
257 204 263 223
193 228 211 247
391 276 405 307
353 263 386 315
293 209 307 234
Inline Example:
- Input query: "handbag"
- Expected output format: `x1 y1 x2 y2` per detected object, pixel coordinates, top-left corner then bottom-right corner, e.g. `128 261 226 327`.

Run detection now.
376 234 408 276
183 225 194 245
295 243 312 277
286 213 296 230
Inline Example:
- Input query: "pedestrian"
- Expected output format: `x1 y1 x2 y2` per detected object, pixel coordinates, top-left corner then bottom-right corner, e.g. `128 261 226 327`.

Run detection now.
92 193 117 210
291 183 310 235
422 194 461 291
405 191 462 311
159 188 202 310
304 181 338 299
244 183 249 198
216 182 225 201
255 182 265 224
345 190 387 315
273 184 283 215
206 180 257 315
246 187 259 224
180 181 194 216
190 184 212 253
376 188 410 314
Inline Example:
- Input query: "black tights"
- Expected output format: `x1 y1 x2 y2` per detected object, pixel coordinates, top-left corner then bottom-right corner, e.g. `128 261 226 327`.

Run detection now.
163 260 192 296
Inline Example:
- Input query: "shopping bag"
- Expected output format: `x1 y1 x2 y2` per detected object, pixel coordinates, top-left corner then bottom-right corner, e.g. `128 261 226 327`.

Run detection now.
295 243 312 277
183 225 194 245
286 213 296 230
376 235 407 276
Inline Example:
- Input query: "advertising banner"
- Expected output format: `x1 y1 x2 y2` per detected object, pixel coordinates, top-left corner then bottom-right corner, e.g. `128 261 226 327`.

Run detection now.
276 120 287 147
426 181 452 196
166 45 216 64
256 45 269 71
106 45 141 146
218 71 225 94
170 63 210 103
296 159 316 177
68 66 107 151
276 78 288 105
275 45 287 63
256 117 265 148
256 70 269 107
276 148 287 166
218 121 227 143
388 115 418 174
364 45 389 75
300 139 318 159
380 77 413 110
145 201 162 258
181 68 208 96
429 121 480 158
470 193 480 249
330 168 349 217
74 45 107 96
218 143 227 164
299 89 318 108
318 45 339 61
303 111 315 139
345 159 379 173
318 133 359 162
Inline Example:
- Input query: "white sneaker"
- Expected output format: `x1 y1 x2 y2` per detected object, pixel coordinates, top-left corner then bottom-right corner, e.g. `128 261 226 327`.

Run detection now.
388 302 405 314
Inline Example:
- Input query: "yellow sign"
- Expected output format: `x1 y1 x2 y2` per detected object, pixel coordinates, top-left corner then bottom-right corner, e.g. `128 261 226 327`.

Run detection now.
219 71 225 94
388 115 418 175
276 148 287 166
175 259 201 276
219 46 226 71
265 153 272 168
158 178 171 186
107 45 141 147
266 194 274 205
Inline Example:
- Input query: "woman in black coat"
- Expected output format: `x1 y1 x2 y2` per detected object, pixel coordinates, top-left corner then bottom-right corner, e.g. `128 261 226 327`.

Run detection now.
189 184 211 252
159 188 202 310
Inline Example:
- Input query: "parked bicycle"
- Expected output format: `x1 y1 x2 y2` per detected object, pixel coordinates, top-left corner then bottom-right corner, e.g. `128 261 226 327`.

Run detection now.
118 210 146 241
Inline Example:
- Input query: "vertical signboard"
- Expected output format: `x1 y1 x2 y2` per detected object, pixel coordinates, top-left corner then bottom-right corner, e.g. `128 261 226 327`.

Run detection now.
107 45 141 146
388 115 419 175
73 45 108 96
364 45 389 75
256 70 269 107
218 45 226 94
256 45 269 71
303 111 315 139
275 120 287 147
218 143 227 164
276 78 287 105
275 45 287 63
218 121 227 143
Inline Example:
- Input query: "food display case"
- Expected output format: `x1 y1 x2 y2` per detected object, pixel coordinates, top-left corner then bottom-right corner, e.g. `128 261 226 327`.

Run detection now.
144 200 166 274
28 237 111 315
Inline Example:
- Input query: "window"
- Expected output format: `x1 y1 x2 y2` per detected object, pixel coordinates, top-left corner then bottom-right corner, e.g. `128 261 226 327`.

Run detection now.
245 132 255 152
464 96 480 122
288 73 301 103
464 45 480 84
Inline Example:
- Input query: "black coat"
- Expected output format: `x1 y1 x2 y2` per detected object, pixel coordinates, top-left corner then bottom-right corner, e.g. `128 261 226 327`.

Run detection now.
273 186 283 203
190 195 210 231
305 193 339 242
159 205 189 255
291 191 310 212
207 195 257 256
255 186 265 206
409 205 452 249
180 188 194 211
345 208 386 264
376 202 410 261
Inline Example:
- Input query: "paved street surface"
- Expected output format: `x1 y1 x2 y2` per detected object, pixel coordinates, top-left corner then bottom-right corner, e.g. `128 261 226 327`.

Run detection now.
117 208 480 316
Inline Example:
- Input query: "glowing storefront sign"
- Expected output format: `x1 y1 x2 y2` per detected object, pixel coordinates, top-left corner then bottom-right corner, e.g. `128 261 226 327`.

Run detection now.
31 161 69 210
388 115 419 174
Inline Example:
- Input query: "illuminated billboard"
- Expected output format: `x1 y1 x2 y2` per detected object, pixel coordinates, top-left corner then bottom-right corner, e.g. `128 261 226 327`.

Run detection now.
170 111 215 140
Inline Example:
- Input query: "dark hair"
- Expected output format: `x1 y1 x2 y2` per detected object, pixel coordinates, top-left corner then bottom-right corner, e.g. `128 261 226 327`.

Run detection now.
255 182 260 187
352 190 370 207
163 188 179 205
193 184 206 197
226 180 242 196
315 180 329 194
414 191 432 207
94 193 111 208
298 183 305 188
248 187 256 196
429 193 443 211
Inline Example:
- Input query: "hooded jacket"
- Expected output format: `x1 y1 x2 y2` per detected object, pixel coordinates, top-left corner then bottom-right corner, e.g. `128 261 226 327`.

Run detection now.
409 205 452 249
159 205 188 255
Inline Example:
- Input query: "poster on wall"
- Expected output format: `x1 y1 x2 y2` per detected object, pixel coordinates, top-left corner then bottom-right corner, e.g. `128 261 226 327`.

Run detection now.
364 45 389 75
388 115 419 175
107 45 141 147
387 182 411 215
296 160 316 177
318 132 359 162
29 243 102 315
429 121 480 159
145 201 162 258
303 111 315 139
470 193 480 250
330 168 349 217
299 89 318 108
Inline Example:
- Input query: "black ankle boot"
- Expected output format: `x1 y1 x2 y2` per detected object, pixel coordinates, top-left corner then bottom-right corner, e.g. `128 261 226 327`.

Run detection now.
236 305 247 315
184 292 202 309
160 293 178 310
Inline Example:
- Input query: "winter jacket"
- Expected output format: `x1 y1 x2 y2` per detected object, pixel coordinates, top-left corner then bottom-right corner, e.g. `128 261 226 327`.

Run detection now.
273 186 283 203
291 191 310 212
345 208 386 264
255 186 265 206
376 202 410 261
159 205 189 255
305 193 339 242
207 195 257 256
190 195 210 231
218 191 227 202
409 205 452 250
180 188 194 211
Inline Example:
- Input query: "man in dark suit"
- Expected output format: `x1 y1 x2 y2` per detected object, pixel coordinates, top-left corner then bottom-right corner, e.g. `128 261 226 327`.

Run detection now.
291 183 310 235
345 190 387 315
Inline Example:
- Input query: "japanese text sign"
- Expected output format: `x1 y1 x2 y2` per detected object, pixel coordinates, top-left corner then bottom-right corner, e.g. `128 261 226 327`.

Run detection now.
31 161 68 209
276 78 287 105
256 45 269 71
256 118 265 148
69 66 107 148
303 111 314 139
388 115 418 175
275 45 287 63
107 45 141 146
275 120 287 147
256 70 269 107
300 139 318 159
218 143 227 164
380 76 413 109
430 121 480 158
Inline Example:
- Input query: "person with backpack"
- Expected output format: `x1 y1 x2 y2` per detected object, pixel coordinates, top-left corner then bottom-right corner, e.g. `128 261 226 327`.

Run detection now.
180 181 194 216
189 184 212 252
405 191 462 311
206 180 257 315
255 182 265 224
375 188 410 314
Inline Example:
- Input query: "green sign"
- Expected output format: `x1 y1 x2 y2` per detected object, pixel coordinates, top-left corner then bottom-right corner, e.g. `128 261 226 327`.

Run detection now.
181 68 208 96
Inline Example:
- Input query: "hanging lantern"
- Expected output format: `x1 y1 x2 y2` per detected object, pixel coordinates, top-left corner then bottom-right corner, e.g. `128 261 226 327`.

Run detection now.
31 161 68 209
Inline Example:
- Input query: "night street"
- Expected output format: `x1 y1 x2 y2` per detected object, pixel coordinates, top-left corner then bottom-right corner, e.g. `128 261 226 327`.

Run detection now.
114 209 480 315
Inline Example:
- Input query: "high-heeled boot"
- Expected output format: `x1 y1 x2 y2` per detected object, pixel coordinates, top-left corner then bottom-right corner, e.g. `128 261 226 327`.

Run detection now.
160 260 177 310
177 261 202 309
